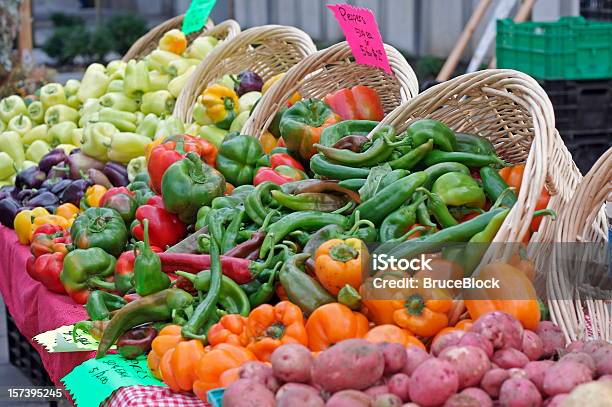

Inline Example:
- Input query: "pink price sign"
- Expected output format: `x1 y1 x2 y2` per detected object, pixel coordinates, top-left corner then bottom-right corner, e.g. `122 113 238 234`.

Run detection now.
327 4 392 74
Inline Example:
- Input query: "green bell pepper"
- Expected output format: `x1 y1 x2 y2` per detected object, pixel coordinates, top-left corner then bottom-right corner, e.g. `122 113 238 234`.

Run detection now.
0 95 27 123
161 152 226 224
49 122 77 145
128 180 156 206
405 119 457 152
44 105 79 126
124 60 151 99
78 63 110 103
8 114 32 136
140 90 175 116
198 125 227 148
60 248 117 304
216 132 266 185
71 207 129 256
25 140 51 163
135 113 159 139
0 152 16 180
0 131 25 166
431 172 486 208
100 92 139 112
27 101 44 124
40 83 67 109
81 122 118 161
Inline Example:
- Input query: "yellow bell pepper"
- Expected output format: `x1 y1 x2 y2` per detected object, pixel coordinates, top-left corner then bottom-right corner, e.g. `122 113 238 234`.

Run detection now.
55 203 80 221
261 73 301 105
33 215 69 231
14 207 50 244
200 85 239 130
159 29 187 55
83 185 108 208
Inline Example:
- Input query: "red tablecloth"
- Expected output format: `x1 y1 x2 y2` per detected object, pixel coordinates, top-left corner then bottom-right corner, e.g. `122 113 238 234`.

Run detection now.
0 225 93 385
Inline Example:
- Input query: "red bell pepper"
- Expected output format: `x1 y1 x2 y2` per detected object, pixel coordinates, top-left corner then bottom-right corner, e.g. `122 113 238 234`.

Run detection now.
30 228 70 257
130 195 186 249
99 186 134 207
324 85 384 121
270 152 304 171
26 252 67 294
147 134 217 193
253 165 307 186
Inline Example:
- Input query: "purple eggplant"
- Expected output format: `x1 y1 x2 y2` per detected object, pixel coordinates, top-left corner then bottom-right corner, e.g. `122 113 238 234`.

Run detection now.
15 166 46 189
87 168 113 189
60 179 91 206
16 188 36 203
25 191 59 208
66 152 105 179
0 185 15 195
48 162 70 179
0 197 21 227
49 179 73 195
38 149 68 174
103 161 129 186
234 70 263 96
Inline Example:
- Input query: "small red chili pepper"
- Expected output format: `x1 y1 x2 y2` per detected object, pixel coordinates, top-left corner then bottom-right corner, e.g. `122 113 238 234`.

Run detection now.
270 152 304 171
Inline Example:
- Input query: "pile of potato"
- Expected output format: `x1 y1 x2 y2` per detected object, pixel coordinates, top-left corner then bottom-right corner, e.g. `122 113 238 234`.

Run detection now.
222 311 612 406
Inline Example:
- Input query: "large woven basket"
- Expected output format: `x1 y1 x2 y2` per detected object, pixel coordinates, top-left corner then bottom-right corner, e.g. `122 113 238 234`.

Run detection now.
122 17 240 62
174 25 317 123
242 41 419 139
549 147 611 343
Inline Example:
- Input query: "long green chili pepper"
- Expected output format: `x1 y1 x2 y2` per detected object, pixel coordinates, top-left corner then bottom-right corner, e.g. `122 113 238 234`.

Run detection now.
260 211 350 258
414 192 437 228
455 133 496 155
207 207 236 247
423 162 471 189
378 195 426 241
424 149 508 168
417 188 459 229
310 154 372 180
338 178 367 191
389 139 433 170
249 261 281 307
220 207 245 253
378 169 411 190
319 120 379 146
480 166 518 208
245 181 281 225
271 190 348 212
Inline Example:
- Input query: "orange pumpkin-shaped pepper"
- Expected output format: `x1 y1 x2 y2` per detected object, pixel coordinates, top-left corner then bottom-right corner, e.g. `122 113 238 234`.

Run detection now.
208 314 250 347
246 301 308 362
393 295 453 338
147 325 185 379
314 238 364 296
305 303 369 351
193 344 257 400
364 324 425 350
159 339 205 392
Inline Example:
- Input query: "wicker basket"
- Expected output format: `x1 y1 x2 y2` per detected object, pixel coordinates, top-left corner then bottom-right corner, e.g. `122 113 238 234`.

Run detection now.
242 41 419 140
174 25 317 123
548 148 611 343
122 17 240 62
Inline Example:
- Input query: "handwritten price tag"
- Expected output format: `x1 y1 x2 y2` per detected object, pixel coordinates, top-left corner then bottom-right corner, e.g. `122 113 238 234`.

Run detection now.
33 324 112 353
62 355 165 407
327 4 392 74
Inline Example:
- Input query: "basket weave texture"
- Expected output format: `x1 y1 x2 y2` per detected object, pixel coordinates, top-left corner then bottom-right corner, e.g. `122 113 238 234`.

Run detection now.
174 25 317 123
242 41 419 139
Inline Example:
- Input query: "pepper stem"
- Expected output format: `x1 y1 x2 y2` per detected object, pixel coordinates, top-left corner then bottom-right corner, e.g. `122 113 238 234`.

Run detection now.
405 294 426 316
329 243 359 262
88 277 116 291
264 322 285 339
174 270 196 282
533 208 557 220
392 226 427 243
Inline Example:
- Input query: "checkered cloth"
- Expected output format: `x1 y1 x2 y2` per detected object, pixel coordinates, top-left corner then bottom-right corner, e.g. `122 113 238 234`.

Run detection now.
102 386 210 407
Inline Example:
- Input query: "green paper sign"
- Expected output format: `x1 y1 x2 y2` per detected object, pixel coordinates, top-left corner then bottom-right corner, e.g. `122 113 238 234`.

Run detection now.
62 354 166 407
182 0 218 35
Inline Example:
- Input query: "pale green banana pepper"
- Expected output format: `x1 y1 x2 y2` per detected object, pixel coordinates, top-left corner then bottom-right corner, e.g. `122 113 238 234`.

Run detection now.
127 156 146 182
135 113 159 139
104 132 151 164
0 131 25 166
26 140 51 163
148 71 171 91
140 90 175 116
27 101 44 124
81 122 118 161
49 122 78 145
0 95 27 123
0 152 16 180
187 36 218 60
124 60 151 99
72 128 84 147
90 108 137 132
167 58 198 77
154 117 184 140
168 66 196 98
100 92 139 112
198 125 227 148
40 83 67 109
107 79 124 93
192 101 212 125
23 124 51 145
8 114 32 136
229 111 249 133
146 50 180 72
79 99 101 127
106 60 126 80
44 105 79 126
78 63 110 103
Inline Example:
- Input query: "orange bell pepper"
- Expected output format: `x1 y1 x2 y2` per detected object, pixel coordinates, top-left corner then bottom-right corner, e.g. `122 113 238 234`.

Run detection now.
207 314 250 347
305 302 369 351
159 339 206 392
364 324 425 350
259 131 279 154
314 238 364 296
246 301 308 361
193 344 256 400
147 325 185 379
392 291 453 338
83 185 108 208
55 203 80 220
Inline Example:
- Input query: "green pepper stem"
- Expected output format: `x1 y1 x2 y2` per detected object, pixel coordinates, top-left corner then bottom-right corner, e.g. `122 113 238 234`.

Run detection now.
332 201 355 214
491 188 516 209
405 294 426 316
391 226 427 243
282 240 298 252
259 210 279 231
88 278 116 291
174 271 196 282
533 208 556 220
329 243 359 262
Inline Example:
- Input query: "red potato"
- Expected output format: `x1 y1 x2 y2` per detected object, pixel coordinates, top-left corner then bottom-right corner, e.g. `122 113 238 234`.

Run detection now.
409 358 459 407
508 368 528 379
402 404 419 407
498 378 543 407
592 344 612 376
559 352 595 371
442 394 480 407
403 346 431 376
469 311 523 350
431 330 465 356
542 361 593 396
582 339 608 356
238 361 279 393
439 345 491 388
271 343 313 383
525 360 555 393
379 342 408 375
535 321 564 358
222 379 276 407
480 368 510 398
325 390 373 407
312 339 384 392
543 394 568 407
599 375 612 381
387 373 411 402
522 330 544 361
560 380 612 407
565 340 585 353
458 332 494 358
459 388 492 407
276 383 325 407
366 385 390 398
492 348 530 369
373 393 403 407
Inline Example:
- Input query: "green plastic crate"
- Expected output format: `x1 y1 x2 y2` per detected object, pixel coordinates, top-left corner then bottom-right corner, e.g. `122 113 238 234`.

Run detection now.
497 16 612 80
